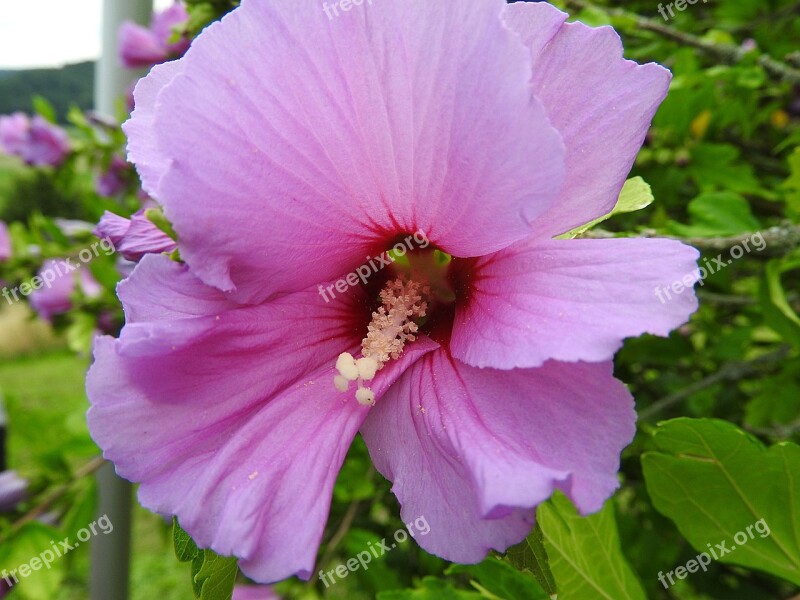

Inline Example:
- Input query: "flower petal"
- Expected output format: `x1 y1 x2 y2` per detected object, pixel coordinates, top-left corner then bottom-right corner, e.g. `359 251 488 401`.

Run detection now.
29 259 101 322
24 116 70 167
451 238 699 369
128 0 564 302
150 4 190 56
0 471 29 512
505 1 671 238
118 22 168 68
87 254 438 582
233 586 281 600
0 221 11 262
124 59 184 196
361 351 635 562
95 211 177 262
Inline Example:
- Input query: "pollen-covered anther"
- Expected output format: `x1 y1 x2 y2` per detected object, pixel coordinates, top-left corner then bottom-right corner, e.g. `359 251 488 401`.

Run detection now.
332 278 430 404
355 387 375 406
335 352 359 381
356 357 379 381
362 278 430 367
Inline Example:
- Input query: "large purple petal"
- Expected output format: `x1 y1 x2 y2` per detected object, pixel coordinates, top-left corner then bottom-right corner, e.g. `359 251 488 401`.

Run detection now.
125 60 185 196
361 351 635 562
87 255 438 582
451 238 699 369
126 0 564 302
505 1 671 238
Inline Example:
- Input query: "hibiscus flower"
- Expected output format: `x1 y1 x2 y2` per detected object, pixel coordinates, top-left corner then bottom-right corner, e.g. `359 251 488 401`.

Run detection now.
29 259 102 322
94 210 177 261
87 0 700 583
118 3 191 69
0 113 70 168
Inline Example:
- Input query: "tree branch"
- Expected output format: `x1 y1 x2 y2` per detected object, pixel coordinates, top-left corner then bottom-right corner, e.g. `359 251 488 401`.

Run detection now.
563 0 800 85
582 222 800 257
3 455 106 538
639 346 792 421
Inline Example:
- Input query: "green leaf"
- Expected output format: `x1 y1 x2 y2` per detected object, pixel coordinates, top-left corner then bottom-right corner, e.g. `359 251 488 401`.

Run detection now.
32 96 57 124
65 312 97 355
503 522 557 598
669 191 760 237
744 366 800 428
615 176 657 214
447 556 548 600
537 493 647 600
145 207 178 241
60 478 98 541
0 522 66 600
784 147 800 217
194 550 239 600
642 418 800 585
174 519 238 600
685 143 761 195
760 256 800 348
558 176 654 238
378 577 483 599
173 517 200 563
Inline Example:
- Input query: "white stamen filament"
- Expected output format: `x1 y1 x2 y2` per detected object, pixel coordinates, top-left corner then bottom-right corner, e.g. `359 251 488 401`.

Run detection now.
334 278 429 406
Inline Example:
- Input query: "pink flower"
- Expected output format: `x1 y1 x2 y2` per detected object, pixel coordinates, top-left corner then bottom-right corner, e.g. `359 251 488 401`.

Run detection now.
118 3 190 69
0 221 10 262
88 0 699 584
0 113 70 167
233 585 281 600
95 156 132 197
94 210 177 262
29 259 102 321
0 471 28 512
0 113 28 156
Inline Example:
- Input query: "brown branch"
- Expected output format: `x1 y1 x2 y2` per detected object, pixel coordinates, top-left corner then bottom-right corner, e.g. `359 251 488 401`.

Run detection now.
314 500 360 577
696 291 757 306
745 417 800 440
3 455 107 538
563 0 800 85
639 346 792 421
582 222 800 257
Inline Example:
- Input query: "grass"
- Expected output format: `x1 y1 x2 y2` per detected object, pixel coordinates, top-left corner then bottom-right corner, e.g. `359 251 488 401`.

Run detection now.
0 339 188 599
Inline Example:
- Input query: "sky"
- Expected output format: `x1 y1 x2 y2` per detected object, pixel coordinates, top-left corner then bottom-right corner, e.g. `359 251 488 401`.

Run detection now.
0 0 174 69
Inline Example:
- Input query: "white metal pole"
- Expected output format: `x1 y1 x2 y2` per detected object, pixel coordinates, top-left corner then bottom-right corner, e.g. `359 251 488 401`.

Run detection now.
95 0 154 115
92 2 153 599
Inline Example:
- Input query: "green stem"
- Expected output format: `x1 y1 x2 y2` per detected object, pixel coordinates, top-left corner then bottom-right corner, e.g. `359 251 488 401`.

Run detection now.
582 222 800 257
3 455 106 539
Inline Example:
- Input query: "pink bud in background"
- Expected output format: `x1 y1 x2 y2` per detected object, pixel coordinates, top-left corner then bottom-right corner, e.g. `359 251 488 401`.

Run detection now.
95 156 132 197
29 259 102 322
0 221 10 262
118 3 190 69
0 113 70 167
94 211 177 262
